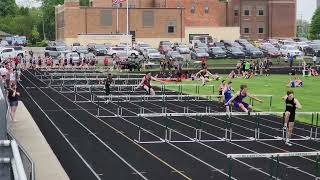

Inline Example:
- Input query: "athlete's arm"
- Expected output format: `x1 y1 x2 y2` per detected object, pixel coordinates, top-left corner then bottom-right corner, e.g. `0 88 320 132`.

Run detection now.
294 99 302 109
248 93 263 103
195 69 203 77
225 91 239 105
151 76 161 82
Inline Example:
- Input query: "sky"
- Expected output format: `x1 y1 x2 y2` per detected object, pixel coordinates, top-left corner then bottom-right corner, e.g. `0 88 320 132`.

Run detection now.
15 0 318 22
297 0 317 22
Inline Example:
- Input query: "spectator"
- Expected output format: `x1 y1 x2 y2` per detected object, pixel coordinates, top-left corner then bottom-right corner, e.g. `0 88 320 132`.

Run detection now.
201 56 206 69
7 84 20 122
288 54 294 67
103 57 109 66
313 55 317 65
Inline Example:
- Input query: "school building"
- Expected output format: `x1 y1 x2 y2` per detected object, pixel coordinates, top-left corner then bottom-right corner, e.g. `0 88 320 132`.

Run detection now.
55 0 296 46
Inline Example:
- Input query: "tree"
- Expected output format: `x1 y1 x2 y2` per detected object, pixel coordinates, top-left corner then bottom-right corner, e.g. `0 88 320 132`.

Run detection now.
297 19 310 38
80 0 89 6
0 0 17 16
40 0 64 40
30 26 40 44
310 8 320 39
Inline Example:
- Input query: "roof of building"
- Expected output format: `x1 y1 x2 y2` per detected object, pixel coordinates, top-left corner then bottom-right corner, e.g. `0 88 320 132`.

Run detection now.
0 31 11 37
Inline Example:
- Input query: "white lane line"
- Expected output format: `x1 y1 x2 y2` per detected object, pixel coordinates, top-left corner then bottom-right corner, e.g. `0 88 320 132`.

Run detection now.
19 76 103 180
25 71 149 180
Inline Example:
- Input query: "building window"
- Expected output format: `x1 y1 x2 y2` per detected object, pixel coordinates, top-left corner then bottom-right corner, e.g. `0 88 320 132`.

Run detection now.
258 10 264 16
100 10 112 26
258 27 264 34
204 3 209 13
142 11 154 27
167 21 176 34
244 9 250 16
234 10 239 16
168 26 175 33
191 3 196 13
244 27 250 34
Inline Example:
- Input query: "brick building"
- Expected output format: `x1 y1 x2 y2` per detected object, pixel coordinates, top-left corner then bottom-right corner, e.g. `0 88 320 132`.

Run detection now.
55 0 295 46
227 0 296 39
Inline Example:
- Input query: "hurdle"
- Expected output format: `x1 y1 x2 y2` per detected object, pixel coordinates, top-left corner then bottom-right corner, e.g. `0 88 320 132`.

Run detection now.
227 151 320 180
93 94 223 103
134 115 195 144
138 112 320 142
158 84 215 95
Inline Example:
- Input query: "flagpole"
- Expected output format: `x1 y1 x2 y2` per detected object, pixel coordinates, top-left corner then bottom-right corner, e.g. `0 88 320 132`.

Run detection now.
116 5 119 33
126 0 129 55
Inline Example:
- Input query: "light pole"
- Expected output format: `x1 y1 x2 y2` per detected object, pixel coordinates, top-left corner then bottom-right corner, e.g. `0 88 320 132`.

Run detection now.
39 12 46 40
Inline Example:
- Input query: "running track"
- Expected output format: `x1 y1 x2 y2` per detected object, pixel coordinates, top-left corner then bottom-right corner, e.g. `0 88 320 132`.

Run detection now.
18 69 320 180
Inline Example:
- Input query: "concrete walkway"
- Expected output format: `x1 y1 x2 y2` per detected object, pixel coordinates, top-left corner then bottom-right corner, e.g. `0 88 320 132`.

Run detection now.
9 101 69 180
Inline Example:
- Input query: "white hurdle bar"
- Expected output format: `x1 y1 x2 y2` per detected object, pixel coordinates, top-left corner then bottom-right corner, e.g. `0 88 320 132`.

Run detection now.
228 151 320 159
138 112 320 141
94 94 223 102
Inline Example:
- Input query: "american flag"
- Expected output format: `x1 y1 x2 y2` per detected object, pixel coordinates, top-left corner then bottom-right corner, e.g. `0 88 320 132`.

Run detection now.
112 0 126 5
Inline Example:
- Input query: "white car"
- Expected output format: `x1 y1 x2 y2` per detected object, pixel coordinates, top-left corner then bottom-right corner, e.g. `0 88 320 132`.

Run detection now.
280 45 303 57
0 47 25 59
71 43 81 52
107 47 139 58
135 43 151 54
143 48 162 60
65 52 80 64
295 42 309 51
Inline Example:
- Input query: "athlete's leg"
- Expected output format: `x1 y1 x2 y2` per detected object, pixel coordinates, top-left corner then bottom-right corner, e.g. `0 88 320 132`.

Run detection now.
149 88 155 96
288 122 294 139
238 103 249 113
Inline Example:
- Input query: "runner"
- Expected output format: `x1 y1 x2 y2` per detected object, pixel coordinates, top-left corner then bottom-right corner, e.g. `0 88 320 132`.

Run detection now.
195 66 214 86
135 72 162 95
218 80 226 103
225 84 263 113
223 81 234 113
283 90 302 146
104 73 113 95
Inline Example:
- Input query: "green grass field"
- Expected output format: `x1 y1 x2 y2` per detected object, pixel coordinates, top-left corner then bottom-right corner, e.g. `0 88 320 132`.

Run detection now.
153 75 320 124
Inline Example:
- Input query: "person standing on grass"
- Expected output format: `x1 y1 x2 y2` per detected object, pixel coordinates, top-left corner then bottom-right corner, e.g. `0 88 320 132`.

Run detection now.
7 84 20 122
201 56 206 69
225 84 263 114
282 90 302 146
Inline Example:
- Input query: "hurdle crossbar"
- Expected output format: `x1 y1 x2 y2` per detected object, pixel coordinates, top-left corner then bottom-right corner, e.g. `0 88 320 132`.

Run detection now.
137 112 320 117
227 151 320 159
96 94 223 99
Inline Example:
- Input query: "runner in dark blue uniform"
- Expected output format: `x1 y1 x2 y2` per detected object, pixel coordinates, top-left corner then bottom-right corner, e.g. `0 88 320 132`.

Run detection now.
223 81 233 113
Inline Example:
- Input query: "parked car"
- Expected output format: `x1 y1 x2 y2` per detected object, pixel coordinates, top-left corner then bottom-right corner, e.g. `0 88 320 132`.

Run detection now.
190 48 209 60
214 42 226 50
0 41 9 47
135 43 151 54
93 44 107 56
113 51 129 62
158 40 173 54
295 42 309 51
235 39 250 46
208 47 227 58
76 46 88 55
165 51 184 61
196 43 208 51
176 44 190 54
244 47 264 58
44 46 69 58
87 43 96 52
226 47 245 59
143 48 162 60
65 52 80 64
0 47 25 59
304 43 320 56
280 45 303 57
260 43 281 58
71 43 81 52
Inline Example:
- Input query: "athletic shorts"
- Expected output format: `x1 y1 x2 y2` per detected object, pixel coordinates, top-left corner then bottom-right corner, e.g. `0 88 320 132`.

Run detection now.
143 85 152 94
9 100 18 107
233 101 249 109
285 111 295 122
224 96 232 105
219 91 222 95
